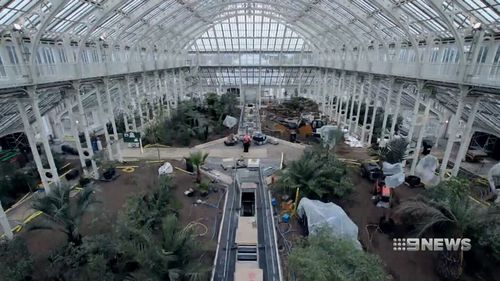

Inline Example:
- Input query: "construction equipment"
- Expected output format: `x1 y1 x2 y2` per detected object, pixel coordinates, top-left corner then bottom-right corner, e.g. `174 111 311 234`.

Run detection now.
360 162 383 182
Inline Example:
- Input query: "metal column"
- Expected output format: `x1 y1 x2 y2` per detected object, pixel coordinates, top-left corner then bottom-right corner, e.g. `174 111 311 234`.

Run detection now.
104 79 123 162
334 73 343 126
29 89 60 188
74 82 99 178
126 77 138 132
452 96 481 176
142 75 151 122
405 83 423 152
360 96 371 145
360 75 373 144
322 70 328 114
390 84 404 138
341 75 352 127
157 73 164 117
380 78 394 141
17 99 55 193
348 75 358 133
118 83 131 132
172 73 178 107
327 72 334 119
96 84 113 161
440 86 468 178
179 70 184 101
164 73 171 117
353 78 365 137
401 85 421 167
367 80 382 145
64 94 88 175
134 79 145 132
410 98 433 175
0 202 13 239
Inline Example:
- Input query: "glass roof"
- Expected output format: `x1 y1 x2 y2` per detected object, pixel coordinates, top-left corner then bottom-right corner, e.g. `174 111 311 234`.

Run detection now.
191 15 310 52
198 67 317 86
0 0 497 48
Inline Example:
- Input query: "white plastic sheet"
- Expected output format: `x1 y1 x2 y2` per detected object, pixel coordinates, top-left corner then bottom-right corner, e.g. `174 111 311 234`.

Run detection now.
297 198 362 249
385 172 405 188
382 162 403 176
318 125 339 147
344 133 363 148
223 115 238 129
488 162 500 192
158 162 173 175
415 155 440 187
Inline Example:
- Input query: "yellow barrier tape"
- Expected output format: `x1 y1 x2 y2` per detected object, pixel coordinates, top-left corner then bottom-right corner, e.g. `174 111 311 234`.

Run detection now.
146 160 164 163
116 166 139 169
24 211 43 224
144 143 170 149
12 225 22 233
121 167 135 173
60 163 71 170
1 187 83 238
59 168 74 179
174 166 193 174
468 195 490 207
6 192 32 213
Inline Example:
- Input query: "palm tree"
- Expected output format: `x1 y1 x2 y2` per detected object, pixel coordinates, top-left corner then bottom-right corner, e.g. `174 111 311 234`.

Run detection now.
278 149 352 200
395 188 500 280
378 138 408 164
119 214 210 281
187 151 209 183
31 184 97 245
145 125 161 161
124 176 178 230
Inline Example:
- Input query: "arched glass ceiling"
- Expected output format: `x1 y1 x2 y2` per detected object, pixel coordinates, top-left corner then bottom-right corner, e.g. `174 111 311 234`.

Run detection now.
0 0 498 50
199 67 316 86
191 15 311 52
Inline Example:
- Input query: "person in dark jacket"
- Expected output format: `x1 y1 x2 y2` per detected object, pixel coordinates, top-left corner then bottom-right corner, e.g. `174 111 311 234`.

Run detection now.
243 134 251 153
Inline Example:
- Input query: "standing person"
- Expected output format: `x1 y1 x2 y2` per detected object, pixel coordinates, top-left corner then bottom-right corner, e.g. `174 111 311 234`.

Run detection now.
204 124 209 141
243 134 251 153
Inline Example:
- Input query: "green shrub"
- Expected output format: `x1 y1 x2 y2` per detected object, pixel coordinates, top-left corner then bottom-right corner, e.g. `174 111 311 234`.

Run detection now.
0 166 37 208
124 176 177 230
0 237 34 281
289 230 389 281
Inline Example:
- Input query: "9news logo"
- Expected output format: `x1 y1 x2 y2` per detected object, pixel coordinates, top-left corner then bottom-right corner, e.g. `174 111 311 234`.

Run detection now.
393 238 472 251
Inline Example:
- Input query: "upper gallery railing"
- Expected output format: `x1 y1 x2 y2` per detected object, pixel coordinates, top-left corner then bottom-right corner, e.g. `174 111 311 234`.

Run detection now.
0 41 499 89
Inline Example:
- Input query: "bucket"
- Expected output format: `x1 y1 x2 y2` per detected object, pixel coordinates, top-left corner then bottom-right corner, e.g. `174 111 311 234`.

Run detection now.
271 198 278 206
282 213 290 223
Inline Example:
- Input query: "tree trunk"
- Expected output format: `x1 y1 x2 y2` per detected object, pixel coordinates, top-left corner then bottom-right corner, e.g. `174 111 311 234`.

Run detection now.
435 249 462 280
68 224 82 246
196 167 201 183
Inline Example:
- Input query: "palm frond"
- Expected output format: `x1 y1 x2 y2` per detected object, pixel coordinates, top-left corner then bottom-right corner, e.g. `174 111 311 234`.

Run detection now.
396 197 459 237
31 184 96 244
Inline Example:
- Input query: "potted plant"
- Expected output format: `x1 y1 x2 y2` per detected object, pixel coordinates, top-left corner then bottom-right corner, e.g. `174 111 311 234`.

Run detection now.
185 157 194 173
187 151 209 183
101 161 116 180
197 181 210 197
79 176 91 187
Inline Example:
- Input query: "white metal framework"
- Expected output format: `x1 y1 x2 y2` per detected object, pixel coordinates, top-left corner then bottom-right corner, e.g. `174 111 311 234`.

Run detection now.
0 0 498 189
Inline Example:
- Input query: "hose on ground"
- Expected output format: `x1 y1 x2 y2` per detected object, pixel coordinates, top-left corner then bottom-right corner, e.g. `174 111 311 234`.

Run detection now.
184 221 208 237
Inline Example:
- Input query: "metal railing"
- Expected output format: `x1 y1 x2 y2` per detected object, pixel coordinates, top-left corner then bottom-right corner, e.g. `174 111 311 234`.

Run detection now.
1 56 499 89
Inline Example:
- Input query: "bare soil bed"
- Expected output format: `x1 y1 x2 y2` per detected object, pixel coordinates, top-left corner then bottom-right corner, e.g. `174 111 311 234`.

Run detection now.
18 159 224 280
